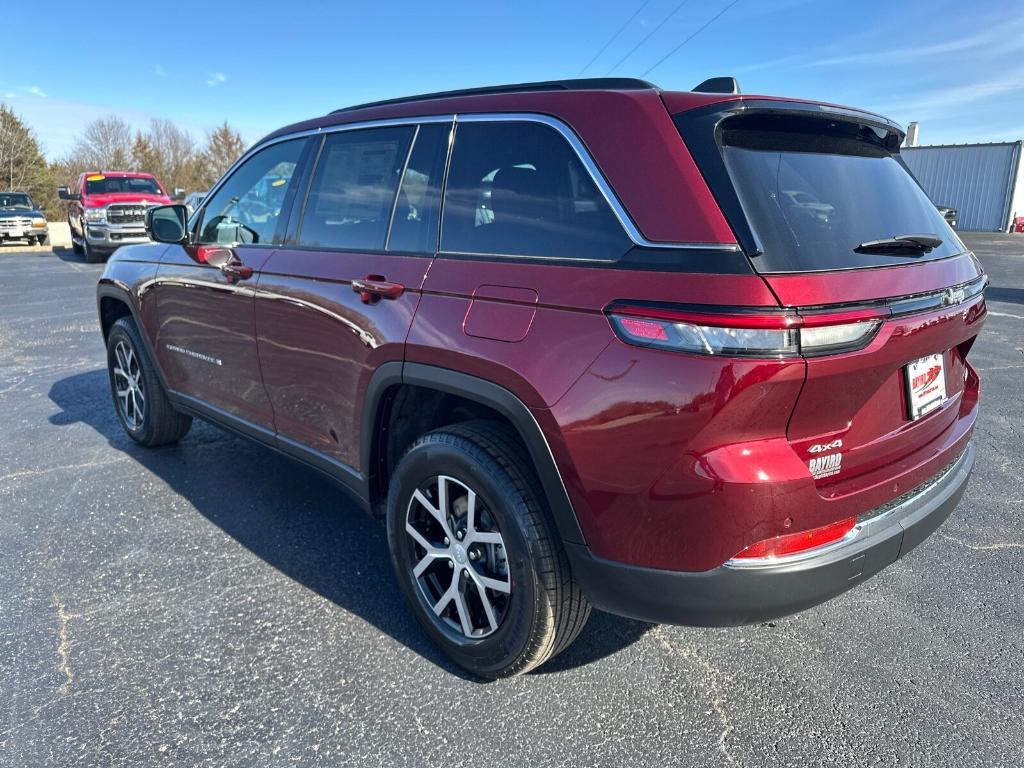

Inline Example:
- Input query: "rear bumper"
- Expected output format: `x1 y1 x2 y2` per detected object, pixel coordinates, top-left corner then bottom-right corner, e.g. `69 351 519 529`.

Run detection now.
567 443 974 626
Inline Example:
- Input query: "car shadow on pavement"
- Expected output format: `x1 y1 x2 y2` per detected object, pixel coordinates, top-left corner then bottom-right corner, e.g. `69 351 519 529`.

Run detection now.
53 246 85 264
48 369 652 680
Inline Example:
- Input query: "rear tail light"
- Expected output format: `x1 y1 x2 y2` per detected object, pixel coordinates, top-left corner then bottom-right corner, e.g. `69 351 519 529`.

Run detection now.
608 303 883 358
730 516 857 562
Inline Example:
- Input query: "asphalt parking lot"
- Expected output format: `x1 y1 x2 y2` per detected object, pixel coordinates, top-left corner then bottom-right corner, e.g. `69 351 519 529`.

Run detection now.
1 235 1022 767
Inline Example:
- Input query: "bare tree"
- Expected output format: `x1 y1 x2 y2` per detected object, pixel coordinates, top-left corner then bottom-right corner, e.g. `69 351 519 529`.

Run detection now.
69 115 133 170
145 118 203 192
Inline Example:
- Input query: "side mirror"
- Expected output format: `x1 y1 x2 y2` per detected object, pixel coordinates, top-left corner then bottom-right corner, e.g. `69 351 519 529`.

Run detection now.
145 204 189 244
57 186 80 201
172 187 186 199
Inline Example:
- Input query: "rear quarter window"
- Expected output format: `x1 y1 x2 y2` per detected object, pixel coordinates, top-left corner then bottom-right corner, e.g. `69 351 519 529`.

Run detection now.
441 121 629 261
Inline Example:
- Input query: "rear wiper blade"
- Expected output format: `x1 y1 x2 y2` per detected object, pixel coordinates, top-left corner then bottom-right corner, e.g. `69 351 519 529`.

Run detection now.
854 233 943 255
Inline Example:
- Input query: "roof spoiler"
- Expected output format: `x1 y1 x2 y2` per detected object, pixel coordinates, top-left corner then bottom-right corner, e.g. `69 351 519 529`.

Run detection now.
693 77 740 95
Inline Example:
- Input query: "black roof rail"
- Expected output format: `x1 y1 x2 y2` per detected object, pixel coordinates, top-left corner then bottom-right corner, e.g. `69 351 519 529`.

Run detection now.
330 78 659 114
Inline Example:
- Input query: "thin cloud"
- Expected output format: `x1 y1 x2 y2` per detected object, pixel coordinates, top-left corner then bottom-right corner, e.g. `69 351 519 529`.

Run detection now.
155 64 167 78
24 86 47 98
808 17 1024 68
872 68 1024 120
206 72 227 87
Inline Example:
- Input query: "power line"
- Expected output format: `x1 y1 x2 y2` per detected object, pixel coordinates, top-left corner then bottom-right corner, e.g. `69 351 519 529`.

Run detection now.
642 0 743 77
606 0 692 75
578 0 655 75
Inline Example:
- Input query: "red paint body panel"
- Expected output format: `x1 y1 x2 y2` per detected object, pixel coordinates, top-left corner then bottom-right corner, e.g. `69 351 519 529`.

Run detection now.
153 245 276 429
255 248 429 466
410 257 781 410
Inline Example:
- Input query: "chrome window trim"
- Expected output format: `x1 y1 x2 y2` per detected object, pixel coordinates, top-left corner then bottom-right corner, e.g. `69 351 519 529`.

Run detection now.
202 112 740 254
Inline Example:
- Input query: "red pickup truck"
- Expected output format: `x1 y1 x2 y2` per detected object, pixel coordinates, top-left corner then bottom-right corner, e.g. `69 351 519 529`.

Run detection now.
59 171 180 262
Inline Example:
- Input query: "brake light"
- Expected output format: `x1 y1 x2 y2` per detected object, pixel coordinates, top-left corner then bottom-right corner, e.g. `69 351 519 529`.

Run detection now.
607 303 883 358
731 516 857 561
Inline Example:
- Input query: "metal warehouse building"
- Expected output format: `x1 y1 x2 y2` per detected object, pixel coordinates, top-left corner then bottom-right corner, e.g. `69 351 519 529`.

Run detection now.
902 141 1024 232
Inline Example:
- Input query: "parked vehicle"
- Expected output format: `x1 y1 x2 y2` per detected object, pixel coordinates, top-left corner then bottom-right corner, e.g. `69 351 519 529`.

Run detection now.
936 205 958 229
59 172 182 263
97 78 987 677
0 192 48 245
183 191 207 217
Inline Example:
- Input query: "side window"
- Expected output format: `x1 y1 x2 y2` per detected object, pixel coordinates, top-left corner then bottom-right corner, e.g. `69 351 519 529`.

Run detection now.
387 123 449 252
198 139 305 246
296 127 414 251
441 121 629 261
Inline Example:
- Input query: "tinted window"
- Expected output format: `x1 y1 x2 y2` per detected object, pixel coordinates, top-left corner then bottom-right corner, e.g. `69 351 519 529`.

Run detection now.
297 127 413 250
198 139 305 246
718 114 964 272
85 176 163 195
387 123 449 252
441 122 628 261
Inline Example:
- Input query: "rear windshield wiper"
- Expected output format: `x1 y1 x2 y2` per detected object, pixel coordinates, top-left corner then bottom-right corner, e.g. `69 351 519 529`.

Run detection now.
854 233 943 255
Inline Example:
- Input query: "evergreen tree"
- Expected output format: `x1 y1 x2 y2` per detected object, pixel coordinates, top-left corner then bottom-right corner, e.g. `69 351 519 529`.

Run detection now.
202 123 247 188
0 103 57 215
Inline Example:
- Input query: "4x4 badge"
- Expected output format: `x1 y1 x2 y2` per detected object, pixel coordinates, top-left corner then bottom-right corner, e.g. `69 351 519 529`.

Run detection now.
808 439 843 453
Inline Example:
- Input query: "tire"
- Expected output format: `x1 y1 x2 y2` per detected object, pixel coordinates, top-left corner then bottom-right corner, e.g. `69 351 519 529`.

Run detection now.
386 420 590 678
70 218 84 255
106 317 192 447
83 239 105 263
38 234 50 246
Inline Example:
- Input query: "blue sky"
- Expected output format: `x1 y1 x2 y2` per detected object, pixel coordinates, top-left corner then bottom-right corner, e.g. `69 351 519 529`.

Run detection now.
4 0 1022 158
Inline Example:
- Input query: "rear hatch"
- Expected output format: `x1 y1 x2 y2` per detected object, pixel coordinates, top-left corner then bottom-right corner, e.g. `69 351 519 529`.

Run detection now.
674 100 986 493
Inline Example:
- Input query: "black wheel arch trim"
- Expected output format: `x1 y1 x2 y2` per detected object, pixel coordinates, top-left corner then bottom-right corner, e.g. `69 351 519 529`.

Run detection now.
362 361 587 546
97 282 173 395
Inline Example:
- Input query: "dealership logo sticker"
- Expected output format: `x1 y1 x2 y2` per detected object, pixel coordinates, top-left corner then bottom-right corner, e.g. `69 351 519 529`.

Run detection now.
809 452 842 480
911 365 942 396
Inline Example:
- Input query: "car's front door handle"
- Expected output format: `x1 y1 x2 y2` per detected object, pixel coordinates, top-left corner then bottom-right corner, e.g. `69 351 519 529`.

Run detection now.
221 262 254 282
352 275 405 303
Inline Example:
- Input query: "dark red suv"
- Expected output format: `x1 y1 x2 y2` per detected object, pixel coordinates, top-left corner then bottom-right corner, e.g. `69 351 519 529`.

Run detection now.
97 78 986 677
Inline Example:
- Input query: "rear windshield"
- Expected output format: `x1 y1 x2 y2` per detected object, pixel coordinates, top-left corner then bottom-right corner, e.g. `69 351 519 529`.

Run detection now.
717 114 963 272
85 176 163 195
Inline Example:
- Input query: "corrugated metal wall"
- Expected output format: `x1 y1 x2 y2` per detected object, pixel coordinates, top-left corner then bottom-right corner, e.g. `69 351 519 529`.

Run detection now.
902 142 1022 231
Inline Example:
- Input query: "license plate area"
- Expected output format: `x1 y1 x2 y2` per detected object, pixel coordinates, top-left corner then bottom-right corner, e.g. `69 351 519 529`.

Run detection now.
905 353 947 420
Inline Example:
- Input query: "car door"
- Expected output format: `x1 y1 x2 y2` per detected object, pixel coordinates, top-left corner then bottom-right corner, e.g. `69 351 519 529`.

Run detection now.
153 137 311 431
255 120 449 473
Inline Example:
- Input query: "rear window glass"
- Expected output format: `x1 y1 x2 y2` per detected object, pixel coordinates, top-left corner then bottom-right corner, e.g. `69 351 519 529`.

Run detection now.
717 114 964 272
441 121 629 261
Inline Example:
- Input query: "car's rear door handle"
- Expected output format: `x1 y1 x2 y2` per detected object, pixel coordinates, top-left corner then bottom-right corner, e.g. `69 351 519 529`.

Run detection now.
352 275 405 303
